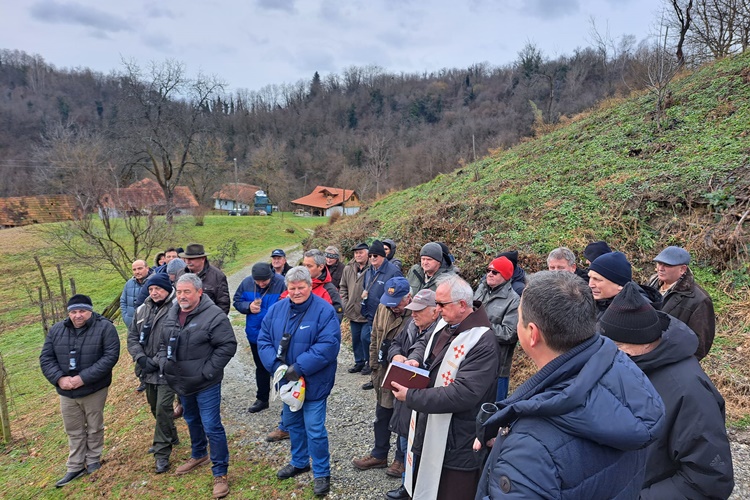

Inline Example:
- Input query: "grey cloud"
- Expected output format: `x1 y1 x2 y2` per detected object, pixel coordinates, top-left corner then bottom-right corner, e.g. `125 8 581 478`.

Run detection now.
144 4 177 19
257 0 295 13
142 33 173 52
30 0 132 32
520 0 580 20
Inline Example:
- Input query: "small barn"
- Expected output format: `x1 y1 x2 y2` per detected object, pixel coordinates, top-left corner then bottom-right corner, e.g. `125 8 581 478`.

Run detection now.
0 195 80 228
100 178 199 217
291 186 360 217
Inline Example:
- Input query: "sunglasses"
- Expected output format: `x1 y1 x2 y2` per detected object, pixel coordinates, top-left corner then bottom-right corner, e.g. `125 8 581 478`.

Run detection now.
487 269 500 275
435 299 461 308
369 254 382 259
325 253 339 259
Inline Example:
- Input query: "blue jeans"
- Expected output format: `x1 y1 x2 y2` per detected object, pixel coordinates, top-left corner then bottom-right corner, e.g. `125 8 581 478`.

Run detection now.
180 383 229 476
350 321 367 364
399 435 409 482
496 377 509 402
283 398 330 478
361 323 373 364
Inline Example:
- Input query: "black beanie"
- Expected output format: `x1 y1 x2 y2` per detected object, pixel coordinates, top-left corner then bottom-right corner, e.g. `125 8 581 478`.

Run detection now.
146 273 173 294
599 282 667 344
67 294 93 312
369 240 386 258
497 250 518 269
584 241 612 262
589 251 632 286
251 262 274 281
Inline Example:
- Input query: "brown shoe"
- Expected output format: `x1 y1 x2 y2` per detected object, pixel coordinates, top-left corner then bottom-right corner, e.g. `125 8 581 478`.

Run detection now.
174 455 209 475
212 475 229 499
266 429 290 442
352 454 388 470
385 459 404 478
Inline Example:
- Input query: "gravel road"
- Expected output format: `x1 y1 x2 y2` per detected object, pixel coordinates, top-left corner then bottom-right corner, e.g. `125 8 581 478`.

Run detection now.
220 249 750 499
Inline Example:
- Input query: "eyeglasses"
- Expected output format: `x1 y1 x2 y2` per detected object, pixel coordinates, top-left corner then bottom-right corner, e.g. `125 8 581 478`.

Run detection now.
487 269 500 275
435 299 461 308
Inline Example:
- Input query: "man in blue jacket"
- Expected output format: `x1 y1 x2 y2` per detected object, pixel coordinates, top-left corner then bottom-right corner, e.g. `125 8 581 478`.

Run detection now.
257 266 341 497
233 262 286 414
475 271 666 500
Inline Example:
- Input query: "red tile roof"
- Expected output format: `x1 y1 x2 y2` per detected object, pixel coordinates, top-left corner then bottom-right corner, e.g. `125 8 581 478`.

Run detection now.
212 183 262 204
291 186 357 209
0 195 80 227
102 178 199 211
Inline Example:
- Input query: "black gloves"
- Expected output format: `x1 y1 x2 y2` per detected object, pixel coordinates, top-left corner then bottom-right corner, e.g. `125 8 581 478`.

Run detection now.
137 356 159 374
285 364 301 382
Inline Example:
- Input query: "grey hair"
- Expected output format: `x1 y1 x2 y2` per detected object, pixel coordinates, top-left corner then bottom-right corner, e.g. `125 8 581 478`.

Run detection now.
176 273 203 290
286 266 312 286
435 273 471 304
304 248 326 267
325 245 340 257
520 271 595 352
547 247 576 266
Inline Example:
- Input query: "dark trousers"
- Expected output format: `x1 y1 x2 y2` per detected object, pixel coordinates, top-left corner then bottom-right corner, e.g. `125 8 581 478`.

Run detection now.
250 342 271 402
372 403 393 460
411 454 480 500
145 382 178 459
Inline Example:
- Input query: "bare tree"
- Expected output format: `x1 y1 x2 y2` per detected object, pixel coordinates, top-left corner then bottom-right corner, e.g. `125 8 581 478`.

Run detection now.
363 132 391 198
635 20 681 132
667 0 694 66
689 0 745 59
182 136 232 206
117 59 225 222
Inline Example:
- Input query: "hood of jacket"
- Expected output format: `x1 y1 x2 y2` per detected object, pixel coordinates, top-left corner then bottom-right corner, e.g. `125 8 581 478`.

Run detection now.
313 266 332 288
487 334 664 451
383 238 397 260
631 315 698 374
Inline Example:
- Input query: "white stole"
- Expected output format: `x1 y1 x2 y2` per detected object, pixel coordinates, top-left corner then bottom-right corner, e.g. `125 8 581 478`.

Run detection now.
404 322 489 500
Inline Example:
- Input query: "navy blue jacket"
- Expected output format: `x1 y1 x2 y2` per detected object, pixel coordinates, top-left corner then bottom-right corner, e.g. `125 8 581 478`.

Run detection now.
257 294 340 402
476 335 665 500
361 259 402 322
233 273 286 344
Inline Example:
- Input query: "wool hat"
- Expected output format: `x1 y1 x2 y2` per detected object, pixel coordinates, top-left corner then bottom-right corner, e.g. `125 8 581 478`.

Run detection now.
380 277 411 307
166 258 186 275
271 249 286 257
599 282 668 344
489 256 514 281
497 250 518 269
369 240 386 258
146 273 173 294
251 262 274 281
180 243 208 259
420 242 443 263
437 242 453 266
405 289 436 311
589 251 632 286
653 246 691 266
67 294 93 312
583 241 612 262
351 242 369 252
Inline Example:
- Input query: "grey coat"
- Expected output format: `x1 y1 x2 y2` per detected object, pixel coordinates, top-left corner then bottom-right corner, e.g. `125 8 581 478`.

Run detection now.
127 291 175 385
473 279 520 378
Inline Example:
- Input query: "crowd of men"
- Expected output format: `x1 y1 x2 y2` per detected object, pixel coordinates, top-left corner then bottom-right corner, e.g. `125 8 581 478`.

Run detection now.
40 238 735 499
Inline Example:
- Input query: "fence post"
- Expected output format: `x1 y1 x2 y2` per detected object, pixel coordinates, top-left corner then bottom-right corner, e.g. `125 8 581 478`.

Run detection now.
0 356 10 443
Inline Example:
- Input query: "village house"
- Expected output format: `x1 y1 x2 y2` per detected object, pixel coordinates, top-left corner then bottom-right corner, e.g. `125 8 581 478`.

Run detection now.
290 186 360 217
99 178 199 218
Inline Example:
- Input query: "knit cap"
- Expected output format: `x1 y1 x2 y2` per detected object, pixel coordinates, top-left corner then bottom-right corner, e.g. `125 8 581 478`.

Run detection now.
146 273 173 294
489 256 514 281
369 240 386 258
251 262 274 281
589 251 632 286
420 242 443 263
599 282 667 344
583 241 612 262
67 294 93 312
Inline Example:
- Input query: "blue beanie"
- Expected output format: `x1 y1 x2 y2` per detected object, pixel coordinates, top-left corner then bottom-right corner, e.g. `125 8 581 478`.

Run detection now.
589 251 632 286
146 272 173 294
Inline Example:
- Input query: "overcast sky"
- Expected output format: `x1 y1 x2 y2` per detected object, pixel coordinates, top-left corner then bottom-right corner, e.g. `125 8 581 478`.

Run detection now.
1 0 663 93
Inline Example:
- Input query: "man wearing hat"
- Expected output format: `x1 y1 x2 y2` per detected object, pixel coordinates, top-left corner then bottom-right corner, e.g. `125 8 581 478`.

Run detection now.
474 256 520 401
340 242 371 373
127 273 179 473
385 289 440 499
648 246 716 359
179 243 230 314
324 245 344 289
360 240 403 376
353 277 412 473
497 249 526 296
588 251 662 318
407 242 454 296
392 275 499 500
600 282 733 498
583 240 612 265
233 262 287 414
40 294 121 487
270 248 292 276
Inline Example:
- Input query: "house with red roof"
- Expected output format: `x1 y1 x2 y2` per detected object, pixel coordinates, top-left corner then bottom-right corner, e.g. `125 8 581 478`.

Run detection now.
100 178 199 217
212 183 262 213
290 186 360 217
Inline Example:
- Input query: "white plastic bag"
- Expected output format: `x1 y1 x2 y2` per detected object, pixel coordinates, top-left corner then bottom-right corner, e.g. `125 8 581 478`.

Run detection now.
271 364 306 412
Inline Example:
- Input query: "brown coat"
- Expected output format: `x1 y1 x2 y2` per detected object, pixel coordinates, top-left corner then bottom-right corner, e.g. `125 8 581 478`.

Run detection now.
369 303 409 409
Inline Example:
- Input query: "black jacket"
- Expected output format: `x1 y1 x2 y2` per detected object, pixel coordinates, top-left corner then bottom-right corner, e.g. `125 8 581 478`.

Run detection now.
633 316 734 499
163 295 237 395
40 313 121 398
127 291 175 385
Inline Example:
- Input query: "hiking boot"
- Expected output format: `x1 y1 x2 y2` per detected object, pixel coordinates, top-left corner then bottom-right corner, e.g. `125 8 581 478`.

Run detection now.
247 399 269 413
385 485 411 499
155 458 170 474
148 446 155 454
172 402 183 419
86 462 101 474
213 475 229 498
361 365 373 375
385 459 404 478
277 463 311 480
352 454 388 470
266 428 290 442
348 362 365 373
175 455 209 475
361 381 374 390
313 476 331 496
136 381 147 392
55 469 86 487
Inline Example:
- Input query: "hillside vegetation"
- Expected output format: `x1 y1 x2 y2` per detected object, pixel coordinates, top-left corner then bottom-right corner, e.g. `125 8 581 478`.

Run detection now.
309 52 750 424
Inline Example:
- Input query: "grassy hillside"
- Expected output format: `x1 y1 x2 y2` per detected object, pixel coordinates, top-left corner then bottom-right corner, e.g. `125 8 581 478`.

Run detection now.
0 214 327 498
309 52 750 424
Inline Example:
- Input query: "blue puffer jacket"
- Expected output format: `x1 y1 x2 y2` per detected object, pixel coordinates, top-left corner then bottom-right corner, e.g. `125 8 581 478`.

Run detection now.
476 335 665 500
120 273 151 327
361 259 402 322
233 273 286 344
257 294 341 402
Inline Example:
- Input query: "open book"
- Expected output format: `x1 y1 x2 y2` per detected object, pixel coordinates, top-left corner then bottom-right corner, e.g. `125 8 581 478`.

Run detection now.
381 361 430 391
